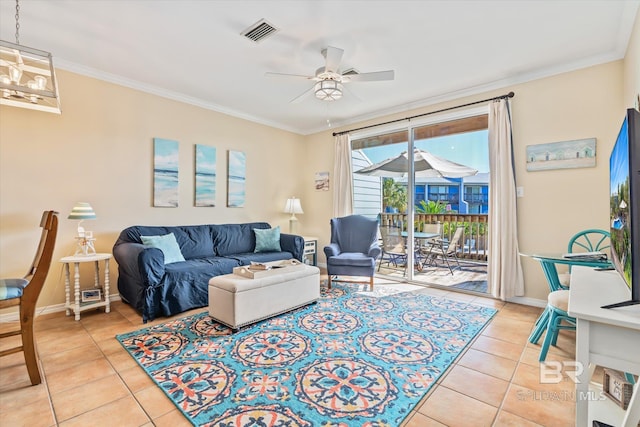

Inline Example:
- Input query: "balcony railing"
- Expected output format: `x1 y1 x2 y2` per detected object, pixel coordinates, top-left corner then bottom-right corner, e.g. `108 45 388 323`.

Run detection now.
464 195 489 204
379 212 488 261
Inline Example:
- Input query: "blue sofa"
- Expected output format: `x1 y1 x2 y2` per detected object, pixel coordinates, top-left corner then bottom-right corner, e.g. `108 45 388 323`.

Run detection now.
112 222 304 322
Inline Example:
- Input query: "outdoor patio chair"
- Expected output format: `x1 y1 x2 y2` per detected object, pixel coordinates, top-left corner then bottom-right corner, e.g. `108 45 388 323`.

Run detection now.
421 226 464 275
419 222 442 245
378 226 407 271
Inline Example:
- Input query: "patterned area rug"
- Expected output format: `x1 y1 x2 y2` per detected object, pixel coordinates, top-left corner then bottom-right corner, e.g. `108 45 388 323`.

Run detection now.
116 284 496 426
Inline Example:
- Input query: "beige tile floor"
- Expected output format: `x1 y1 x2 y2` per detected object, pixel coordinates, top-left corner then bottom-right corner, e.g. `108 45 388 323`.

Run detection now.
0 278 581 427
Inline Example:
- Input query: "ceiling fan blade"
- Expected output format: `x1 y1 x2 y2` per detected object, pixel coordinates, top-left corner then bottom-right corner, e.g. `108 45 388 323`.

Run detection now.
289 86 315 104
342 84 362 103
323 46 344 73
344 70 395 82
265 72 316 80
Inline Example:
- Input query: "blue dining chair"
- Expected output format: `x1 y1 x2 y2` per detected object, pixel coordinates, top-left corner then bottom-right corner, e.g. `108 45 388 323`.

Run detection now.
534 290 575 361
558 229 610 286
530 229 610 361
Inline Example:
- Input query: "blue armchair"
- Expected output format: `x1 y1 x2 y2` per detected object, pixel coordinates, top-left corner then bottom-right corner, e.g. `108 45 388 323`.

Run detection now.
323 215 381 290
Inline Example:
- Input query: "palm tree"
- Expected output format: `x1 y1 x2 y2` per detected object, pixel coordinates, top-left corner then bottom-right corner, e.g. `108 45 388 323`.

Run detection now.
382 178 407 212
415 199 447 214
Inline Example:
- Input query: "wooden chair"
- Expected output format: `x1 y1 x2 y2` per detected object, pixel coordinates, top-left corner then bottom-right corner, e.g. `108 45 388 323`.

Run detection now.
0 210 59 385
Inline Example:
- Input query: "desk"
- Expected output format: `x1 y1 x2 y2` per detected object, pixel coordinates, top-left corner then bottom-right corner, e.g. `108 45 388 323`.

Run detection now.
60 253 112 321
569 266 640 427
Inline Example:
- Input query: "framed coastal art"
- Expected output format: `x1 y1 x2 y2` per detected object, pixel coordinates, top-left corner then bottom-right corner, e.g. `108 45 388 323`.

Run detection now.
227 150 246 207
315 171 329 191
195 144 216 207
153 138 179 207
526 138 596 172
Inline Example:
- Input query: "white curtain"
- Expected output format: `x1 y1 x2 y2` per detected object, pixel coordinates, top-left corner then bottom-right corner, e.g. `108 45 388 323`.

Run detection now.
488 99 524 300
332 134 353 218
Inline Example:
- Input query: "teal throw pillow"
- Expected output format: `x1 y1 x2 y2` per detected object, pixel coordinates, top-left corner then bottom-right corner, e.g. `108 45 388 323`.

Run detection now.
254 226 281 253
140 233 186 264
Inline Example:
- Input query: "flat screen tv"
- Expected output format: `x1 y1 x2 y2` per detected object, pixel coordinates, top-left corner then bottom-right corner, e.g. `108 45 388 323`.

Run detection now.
603 107 640 309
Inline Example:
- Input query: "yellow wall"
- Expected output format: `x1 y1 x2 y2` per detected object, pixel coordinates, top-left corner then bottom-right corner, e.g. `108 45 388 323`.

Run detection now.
0 30 636 311
0 70 305 311
303 61 624 302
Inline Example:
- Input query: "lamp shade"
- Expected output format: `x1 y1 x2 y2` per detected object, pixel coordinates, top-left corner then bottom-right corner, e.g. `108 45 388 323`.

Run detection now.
283 198 303 215
68 202 96 220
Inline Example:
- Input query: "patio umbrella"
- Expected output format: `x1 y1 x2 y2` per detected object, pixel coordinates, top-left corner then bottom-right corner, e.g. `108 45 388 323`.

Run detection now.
355 148 478 178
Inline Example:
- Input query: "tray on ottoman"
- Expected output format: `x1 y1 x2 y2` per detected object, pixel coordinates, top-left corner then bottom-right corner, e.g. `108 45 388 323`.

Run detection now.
209 262 320 331
232 259 305 279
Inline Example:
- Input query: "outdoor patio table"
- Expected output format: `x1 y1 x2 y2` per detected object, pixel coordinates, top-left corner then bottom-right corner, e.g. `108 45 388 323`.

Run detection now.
401 231 440 267
400 231 440 249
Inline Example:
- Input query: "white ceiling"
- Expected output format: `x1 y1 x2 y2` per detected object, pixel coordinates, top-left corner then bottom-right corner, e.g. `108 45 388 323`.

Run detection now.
0 0 637 135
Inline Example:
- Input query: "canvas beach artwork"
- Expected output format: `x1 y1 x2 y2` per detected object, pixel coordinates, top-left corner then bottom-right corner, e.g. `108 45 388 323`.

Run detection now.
153 138 179 207
227 150 246 207
195 144 216 207
526 138 596 171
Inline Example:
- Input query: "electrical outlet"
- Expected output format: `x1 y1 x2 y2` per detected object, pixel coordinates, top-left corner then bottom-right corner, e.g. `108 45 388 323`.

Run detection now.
516 187 524 198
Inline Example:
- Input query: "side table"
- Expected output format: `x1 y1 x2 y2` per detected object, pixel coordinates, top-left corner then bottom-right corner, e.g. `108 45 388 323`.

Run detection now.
60 253 112 320
301 236 318 266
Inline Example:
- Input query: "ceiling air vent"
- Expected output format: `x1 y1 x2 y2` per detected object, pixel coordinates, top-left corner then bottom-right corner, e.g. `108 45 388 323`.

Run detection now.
241 19 278 43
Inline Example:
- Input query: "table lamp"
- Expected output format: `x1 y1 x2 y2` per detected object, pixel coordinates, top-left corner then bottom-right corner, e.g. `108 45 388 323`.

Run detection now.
283 197 303 234
68 202 97 255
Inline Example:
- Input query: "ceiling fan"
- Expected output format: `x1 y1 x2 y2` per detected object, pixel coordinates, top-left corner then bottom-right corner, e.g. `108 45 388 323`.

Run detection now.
265 46 394 103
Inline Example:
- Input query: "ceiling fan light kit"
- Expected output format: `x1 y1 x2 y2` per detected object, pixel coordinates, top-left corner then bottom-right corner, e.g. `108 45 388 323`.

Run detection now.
266 46 394 103
314 79 343 101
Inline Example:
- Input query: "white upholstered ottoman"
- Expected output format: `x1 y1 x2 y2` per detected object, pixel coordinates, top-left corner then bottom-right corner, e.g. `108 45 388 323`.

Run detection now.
208 263 320 330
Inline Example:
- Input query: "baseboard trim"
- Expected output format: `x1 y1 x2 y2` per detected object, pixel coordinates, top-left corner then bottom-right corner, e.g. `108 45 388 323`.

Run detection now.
506 296 547 308
0 294 122 322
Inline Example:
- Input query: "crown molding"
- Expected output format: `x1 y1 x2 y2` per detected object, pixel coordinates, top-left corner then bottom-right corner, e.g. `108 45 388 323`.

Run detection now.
310 51 625 136
54 59 305 135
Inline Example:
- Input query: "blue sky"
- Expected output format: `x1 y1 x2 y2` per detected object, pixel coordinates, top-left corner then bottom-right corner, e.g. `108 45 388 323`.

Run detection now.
610 118 629 195
154 138 179 171
361 130 490 173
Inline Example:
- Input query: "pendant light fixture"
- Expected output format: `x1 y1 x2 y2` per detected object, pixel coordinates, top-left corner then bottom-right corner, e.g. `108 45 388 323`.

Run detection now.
0 0 61 114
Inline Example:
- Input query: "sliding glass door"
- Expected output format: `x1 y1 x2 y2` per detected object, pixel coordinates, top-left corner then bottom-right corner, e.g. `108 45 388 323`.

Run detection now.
351 108 490 292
